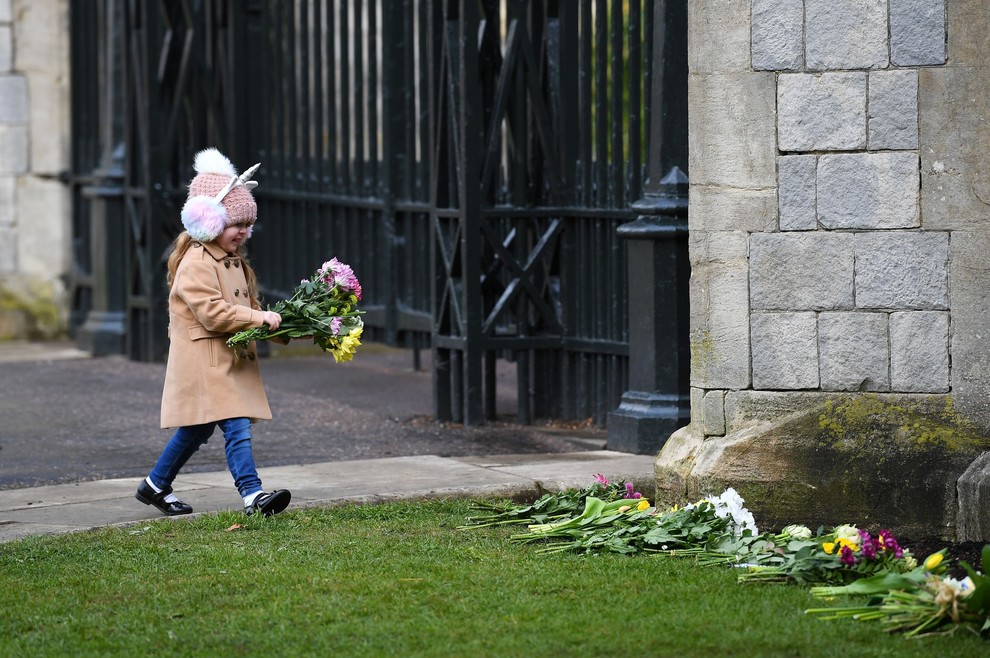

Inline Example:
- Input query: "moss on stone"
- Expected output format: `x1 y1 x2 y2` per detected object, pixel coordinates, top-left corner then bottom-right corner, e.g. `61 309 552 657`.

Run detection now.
0 283 65 340
657 394 990 540
690 329 717 370
817 394 985 455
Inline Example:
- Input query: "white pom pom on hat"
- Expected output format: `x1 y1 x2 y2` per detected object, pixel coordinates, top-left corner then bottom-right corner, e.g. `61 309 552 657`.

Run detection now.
180 148 260 243
193 147 238 178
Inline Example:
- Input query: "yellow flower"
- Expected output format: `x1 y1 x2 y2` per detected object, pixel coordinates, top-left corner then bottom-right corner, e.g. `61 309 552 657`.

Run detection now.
837 537 858 552
636 500 651 512
924 552 944 571
823 542 836 554
331 327 363 363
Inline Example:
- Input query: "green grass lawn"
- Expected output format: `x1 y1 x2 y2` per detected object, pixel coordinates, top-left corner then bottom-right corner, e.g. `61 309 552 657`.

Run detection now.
0 499 985 657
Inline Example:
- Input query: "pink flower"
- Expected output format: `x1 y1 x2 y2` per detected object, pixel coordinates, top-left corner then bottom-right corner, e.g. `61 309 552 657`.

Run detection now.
320 258 363 300
593 473 609 486
625 482 642 499
859 531 877 560
878 529 904 558
330 317 342 336
840 545 858 567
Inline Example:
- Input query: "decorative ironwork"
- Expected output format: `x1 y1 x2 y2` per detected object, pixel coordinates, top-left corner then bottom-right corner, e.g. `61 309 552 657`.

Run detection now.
69 0 688 433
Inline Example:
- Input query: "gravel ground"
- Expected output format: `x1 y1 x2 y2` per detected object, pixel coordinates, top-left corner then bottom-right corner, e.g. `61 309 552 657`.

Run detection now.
0 342 603 490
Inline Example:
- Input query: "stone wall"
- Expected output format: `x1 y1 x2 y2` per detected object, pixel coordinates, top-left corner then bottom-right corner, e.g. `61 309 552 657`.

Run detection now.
0 0 70 339
665 0 990 541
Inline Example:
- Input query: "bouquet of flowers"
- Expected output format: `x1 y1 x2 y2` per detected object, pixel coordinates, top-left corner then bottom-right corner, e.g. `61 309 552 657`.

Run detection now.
227 258 364 363
735 524 917 586
805 546 990 637
457 473 645 531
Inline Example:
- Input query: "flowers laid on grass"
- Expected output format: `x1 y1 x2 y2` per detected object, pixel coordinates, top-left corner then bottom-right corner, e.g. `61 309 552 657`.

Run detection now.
461 475 990 639
458 473 645 532
805 546 990 637
734 524 917 587
227 258 364 363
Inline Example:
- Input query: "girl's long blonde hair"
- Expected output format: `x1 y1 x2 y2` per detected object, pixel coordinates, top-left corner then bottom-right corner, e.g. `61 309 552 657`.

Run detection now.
166 232 261 310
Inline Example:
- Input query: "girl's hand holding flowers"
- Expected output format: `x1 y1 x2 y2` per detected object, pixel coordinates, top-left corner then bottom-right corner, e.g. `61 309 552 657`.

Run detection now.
262 310 282 331
228 258 364 363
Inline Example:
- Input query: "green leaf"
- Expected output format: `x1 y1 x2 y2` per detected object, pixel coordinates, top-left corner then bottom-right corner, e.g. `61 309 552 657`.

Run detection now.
959 559 990 614
809 570 926 599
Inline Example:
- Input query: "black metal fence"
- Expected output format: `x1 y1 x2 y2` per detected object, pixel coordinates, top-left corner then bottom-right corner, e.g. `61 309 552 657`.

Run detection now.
67 0 688 431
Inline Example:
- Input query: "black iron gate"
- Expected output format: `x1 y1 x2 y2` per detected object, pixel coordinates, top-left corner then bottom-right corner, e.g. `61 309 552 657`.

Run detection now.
68 0 688 432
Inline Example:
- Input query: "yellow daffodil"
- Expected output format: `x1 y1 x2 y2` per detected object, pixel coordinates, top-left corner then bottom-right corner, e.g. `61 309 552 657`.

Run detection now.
636 500 651 512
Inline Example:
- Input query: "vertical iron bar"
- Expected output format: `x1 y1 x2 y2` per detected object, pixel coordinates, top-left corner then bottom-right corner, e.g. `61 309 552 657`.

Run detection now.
327 1 339 187
368 0 379 192
610 0 623 209
340 0 352 192
459 0 484 425
353 0 366 194
579 1 592 206
628 0 642 202
594 0 607 206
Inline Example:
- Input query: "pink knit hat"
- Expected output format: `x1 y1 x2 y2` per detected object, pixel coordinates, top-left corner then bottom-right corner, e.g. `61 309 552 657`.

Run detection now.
180 148 260 242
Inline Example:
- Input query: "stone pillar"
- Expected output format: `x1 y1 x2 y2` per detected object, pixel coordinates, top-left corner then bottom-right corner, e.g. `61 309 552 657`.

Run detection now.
608 169 690 454
607 2 689 454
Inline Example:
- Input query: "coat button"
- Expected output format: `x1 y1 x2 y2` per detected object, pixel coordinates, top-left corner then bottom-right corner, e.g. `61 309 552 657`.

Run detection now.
243 289 249 297
224 260 231 268
234 289 240 297
234 260 241 268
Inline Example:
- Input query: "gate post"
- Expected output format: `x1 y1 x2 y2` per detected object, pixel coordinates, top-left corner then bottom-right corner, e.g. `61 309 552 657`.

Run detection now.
75 148 126 357
74 1 127 357
607 168 690 454
607 1 689 454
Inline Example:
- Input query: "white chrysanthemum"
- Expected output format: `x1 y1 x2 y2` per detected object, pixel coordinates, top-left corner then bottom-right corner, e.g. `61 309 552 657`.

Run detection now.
711 488 759 536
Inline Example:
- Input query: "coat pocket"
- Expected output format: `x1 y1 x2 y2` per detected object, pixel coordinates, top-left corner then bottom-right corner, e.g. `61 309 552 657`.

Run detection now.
188 326 225 368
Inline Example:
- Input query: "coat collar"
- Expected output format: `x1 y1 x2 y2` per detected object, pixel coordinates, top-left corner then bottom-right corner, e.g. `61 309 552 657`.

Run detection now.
199 241 238 262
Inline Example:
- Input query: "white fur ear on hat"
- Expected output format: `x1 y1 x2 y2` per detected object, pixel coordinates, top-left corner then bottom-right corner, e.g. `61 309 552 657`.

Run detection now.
181 195 228 242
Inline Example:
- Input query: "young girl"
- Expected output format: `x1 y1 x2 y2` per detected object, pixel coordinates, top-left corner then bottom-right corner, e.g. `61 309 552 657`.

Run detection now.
136 148 291 518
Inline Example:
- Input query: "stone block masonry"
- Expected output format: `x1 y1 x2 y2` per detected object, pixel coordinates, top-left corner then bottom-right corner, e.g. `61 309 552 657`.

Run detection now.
735 0 949 398
0 0 71 339
666 0 990 546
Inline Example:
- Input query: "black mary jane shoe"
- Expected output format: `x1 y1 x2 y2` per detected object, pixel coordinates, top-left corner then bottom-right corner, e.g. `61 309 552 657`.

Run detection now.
246 489 291 517
135 480 193 516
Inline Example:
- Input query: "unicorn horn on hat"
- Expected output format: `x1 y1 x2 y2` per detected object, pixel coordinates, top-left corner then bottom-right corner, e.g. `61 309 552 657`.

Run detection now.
213 161 261 202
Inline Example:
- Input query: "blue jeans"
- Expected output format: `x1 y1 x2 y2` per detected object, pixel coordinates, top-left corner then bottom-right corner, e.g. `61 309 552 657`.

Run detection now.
149 417 263 498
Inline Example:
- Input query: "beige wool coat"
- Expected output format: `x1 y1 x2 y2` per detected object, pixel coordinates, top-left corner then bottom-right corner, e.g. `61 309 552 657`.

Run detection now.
160 240 272 428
